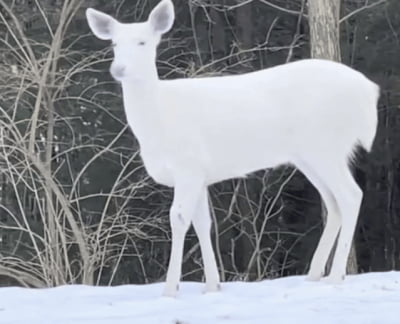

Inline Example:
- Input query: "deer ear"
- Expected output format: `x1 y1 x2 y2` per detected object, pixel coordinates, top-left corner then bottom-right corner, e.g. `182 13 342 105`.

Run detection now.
148 0 175 34
86 8 117 40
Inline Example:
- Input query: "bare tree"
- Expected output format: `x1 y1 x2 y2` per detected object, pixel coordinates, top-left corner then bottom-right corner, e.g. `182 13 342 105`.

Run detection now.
309 0 341 61
308 0 358 275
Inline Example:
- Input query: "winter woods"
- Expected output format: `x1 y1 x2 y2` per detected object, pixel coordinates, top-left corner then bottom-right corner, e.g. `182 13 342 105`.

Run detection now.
0 0 398 288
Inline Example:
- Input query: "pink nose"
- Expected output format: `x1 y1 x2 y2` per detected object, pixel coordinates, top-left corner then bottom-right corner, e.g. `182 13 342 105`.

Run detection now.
110 65 126 80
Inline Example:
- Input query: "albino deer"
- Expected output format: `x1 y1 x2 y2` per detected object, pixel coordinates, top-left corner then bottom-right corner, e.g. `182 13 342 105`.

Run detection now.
86 0 379 297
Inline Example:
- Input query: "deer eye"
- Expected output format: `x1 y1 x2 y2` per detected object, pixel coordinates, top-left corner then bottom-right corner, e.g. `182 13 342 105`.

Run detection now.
138 41 146 46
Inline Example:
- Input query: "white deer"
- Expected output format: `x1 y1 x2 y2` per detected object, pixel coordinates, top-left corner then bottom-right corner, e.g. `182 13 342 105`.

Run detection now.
86 0 379 297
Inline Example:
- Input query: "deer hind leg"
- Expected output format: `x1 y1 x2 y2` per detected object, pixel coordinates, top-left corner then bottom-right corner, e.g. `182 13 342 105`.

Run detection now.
192 189 221 293
324 162 362 283
297 156 362 283
295 158 341 281
163 172 205 297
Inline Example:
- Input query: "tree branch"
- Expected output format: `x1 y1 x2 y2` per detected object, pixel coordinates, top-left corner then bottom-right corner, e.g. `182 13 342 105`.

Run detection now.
340 0 386 23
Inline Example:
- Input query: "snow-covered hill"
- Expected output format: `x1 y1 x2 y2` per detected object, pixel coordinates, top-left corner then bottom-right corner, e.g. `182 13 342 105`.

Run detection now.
1 271 399 324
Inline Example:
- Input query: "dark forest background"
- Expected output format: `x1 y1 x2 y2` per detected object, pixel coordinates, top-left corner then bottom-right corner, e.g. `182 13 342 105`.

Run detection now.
0 0 399 287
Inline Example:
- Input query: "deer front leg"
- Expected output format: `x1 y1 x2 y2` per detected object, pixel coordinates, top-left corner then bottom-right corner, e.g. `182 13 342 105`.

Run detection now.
162 172 205 297
192 189 221 293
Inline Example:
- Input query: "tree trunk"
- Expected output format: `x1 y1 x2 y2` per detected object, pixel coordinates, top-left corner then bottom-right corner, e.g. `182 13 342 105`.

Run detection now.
309 0 341 61
308 0 358 275
236 1 253 49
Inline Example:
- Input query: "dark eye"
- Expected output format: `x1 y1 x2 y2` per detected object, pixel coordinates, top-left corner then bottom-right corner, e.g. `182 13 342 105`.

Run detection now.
138 41 146 46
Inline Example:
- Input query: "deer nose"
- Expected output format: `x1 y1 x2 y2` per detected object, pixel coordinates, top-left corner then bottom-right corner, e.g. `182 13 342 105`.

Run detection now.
110 65 126 80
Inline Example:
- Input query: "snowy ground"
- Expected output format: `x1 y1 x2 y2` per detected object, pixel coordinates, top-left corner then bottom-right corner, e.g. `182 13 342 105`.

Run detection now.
1 271 399 324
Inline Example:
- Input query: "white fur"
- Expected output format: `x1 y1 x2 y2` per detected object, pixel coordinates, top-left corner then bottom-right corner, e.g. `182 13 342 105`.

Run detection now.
86 0 379 297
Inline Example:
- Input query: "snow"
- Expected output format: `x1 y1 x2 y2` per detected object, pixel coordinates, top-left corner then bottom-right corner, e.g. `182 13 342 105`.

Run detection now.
1 271 399 324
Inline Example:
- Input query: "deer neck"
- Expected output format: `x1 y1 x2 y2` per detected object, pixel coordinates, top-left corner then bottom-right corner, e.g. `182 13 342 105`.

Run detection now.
121 78 163 150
